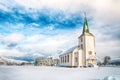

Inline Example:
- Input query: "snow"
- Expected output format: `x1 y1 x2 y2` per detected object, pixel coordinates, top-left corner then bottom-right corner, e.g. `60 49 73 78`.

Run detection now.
86 55 97 60
60 46 77 55
0 66 120 80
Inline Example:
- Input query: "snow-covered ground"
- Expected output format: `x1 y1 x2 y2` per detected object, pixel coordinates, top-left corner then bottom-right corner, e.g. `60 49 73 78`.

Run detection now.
0 66 120 80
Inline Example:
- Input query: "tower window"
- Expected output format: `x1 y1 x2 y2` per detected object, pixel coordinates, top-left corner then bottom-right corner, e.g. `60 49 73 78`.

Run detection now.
81 44 83 49
81 38 83 42
78 45 80 50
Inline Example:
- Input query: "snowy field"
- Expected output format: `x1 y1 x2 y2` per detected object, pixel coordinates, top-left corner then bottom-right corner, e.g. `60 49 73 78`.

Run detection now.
0 66 120 80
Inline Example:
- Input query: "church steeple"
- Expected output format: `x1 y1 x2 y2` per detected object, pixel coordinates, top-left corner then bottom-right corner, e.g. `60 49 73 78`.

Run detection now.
82 14 90 34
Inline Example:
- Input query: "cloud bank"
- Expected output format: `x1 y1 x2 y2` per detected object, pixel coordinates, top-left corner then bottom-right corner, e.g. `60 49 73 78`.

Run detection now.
0 0 120 59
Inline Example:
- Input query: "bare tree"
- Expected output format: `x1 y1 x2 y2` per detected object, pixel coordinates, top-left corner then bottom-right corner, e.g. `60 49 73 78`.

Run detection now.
103 56 111 65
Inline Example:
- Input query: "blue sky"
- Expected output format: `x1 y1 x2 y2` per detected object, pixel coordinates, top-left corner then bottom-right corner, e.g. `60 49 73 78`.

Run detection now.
0 0 120 59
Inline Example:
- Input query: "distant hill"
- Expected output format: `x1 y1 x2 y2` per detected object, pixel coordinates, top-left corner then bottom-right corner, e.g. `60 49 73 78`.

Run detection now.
0 56 28 65
10 53 46 62
109 58 120 65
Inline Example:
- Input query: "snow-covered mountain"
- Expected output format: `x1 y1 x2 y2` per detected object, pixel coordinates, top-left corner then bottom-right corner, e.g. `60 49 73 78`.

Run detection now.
0 50 51 64
109 58 120 64
0 56 28 65
10 53 46 62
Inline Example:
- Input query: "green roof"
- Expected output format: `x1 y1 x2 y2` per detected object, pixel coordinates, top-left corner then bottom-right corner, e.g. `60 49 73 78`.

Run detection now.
82 16 90 34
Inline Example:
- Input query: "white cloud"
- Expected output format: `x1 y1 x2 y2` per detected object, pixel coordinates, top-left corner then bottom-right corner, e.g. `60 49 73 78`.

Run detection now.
2 33 24 44
15 0 83 11
19 29 79 54
0 0 120 58
0 0 20 12
95 32 120 57
0 27 119 58
0 49 24 57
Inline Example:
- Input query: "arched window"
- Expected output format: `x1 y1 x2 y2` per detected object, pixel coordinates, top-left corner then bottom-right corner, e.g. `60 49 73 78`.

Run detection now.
61 57 62 63
65 56 66 63
75 57 78 62
67 55 69 62
63 56 64 63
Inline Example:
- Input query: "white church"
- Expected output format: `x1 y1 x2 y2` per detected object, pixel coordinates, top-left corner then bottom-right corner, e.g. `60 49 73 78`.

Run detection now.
59 16 97 67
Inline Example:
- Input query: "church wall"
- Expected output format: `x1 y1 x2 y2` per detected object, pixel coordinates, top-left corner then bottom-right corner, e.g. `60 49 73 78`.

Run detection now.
85 36 95 57
85 35 96 66
74 51 78 66
71 48 80 67
78 36 86 66
59 48 80 67
78 49 84 67
59 53 72 67
79 35 96 66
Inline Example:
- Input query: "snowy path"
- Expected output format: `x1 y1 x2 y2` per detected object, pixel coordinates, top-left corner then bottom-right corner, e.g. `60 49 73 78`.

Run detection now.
0 66 120 80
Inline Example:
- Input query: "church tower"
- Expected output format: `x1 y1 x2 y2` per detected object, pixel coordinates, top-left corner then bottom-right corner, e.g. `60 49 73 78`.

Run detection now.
78 15 97 67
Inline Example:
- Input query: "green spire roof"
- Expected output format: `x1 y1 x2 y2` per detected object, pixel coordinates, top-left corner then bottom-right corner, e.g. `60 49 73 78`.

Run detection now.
82 16 90 34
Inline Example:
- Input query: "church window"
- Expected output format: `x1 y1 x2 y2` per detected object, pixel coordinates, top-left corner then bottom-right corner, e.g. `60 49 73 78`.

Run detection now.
81 44 83 49
78 45 80 49
61 57 62 63
67 55 69 62
65 56 66 63
89 51 92 55
63 57 64 63
75 57 78 62
81 38 83 42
